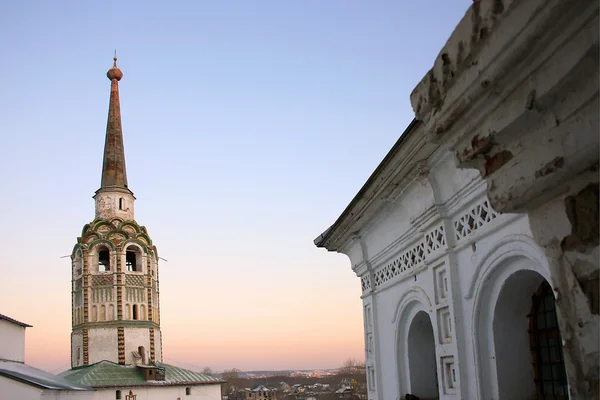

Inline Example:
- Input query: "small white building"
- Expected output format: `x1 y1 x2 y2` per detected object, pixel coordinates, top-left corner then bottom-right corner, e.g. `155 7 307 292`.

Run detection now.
0 313 95 399
315 0 598 399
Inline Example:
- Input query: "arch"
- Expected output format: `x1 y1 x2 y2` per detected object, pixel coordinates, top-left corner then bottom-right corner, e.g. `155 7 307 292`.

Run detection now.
92 220 114 233
81 224 91 237
124 243 144 272
120 222 141 234
108 217 124 227
109 304 115 321
471 236 557 399
97 245 111 272
100 305 106 321
132 304 138 320
136 232 152 246
394 286 435 396
123 239 148 254
140 304 146 320
125 304 131 320
88 239 116 252
466 235 551 299
408 310 438 398
91 305 98 322
73 248 83 276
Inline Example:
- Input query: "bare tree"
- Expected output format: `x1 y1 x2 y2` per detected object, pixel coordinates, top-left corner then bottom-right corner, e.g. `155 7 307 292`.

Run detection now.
339 358 366 374
222 368 242 396
202 366 213 375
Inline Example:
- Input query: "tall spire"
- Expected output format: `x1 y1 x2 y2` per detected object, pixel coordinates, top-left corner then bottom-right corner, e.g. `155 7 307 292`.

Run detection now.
101 56 128 189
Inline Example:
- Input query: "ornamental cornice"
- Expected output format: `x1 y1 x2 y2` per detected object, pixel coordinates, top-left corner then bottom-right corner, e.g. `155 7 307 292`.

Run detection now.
73 320 160 330
74 217 155 257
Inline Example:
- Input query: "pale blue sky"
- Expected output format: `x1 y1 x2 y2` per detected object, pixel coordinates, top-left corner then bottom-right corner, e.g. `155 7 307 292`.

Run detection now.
0 1 471 372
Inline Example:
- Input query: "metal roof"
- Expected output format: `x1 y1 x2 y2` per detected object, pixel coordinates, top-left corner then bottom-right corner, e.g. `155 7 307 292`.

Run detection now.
60 361 225 388
0 313 32 328
0 360 93 391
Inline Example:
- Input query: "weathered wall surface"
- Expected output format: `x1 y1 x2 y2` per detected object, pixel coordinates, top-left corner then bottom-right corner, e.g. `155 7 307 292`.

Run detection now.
408 0 599 396
87 328 118 365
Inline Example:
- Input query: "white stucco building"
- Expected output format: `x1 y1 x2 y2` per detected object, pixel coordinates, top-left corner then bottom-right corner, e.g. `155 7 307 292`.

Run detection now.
315 1 598 399
0 313 95 399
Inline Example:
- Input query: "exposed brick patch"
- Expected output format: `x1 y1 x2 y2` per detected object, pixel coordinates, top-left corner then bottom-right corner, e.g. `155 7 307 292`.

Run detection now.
462 134 494 160
578 273 599 315
485 150 513 176
535 157 565 178
118 327 125 364
561 184 599 252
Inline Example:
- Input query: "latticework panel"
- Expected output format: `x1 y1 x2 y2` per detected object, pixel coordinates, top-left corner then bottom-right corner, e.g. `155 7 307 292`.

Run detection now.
453 199 499 240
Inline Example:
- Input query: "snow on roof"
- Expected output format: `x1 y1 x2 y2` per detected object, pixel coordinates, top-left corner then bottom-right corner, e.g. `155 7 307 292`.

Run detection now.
0 360 93 391
0 313 32 328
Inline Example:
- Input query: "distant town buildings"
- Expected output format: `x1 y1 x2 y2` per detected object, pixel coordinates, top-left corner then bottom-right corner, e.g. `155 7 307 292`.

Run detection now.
242 384 279 399
316 0 599 399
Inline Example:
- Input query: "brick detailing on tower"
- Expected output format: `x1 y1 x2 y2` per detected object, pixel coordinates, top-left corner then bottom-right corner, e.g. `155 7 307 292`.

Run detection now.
83 329 89 365
118 327 125 364
149 328 155 363
83 258 89 323
117 249 123 320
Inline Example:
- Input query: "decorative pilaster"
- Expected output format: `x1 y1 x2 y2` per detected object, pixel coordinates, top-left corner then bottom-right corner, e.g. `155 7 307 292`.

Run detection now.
83 257 89 323
146 258 153 321
83 329 89 365
117 249 123 320
149 328 155 363
118 327 125 364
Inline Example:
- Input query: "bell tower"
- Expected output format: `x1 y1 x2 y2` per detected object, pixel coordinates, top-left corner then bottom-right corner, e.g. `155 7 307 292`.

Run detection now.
70 58 162 367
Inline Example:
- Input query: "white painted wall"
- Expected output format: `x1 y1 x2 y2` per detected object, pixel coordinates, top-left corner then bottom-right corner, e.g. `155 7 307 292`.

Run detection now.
0 375 43 400
0 376 220 400
123 327 150 365
0 319 26 362
94 383 222 400
342 147 570 399
88 328 118 365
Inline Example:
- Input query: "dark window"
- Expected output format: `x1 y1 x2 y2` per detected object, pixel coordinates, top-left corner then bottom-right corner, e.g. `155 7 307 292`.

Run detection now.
126 251 137 271
119 198 124 210
116 390 121 399
186 387 191 395
98 248 110 272
133 304 138 320
528 280 568 399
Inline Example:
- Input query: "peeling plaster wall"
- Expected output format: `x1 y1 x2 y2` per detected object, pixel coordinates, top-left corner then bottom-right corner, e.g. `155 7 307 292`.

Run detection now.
123 328 151 365
94 191 135 221
322 1 598 398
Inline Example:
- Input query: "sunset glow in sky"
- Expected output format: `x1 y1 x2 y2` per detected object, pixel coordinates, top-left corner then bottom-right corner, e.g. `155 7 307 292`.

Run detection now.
0 1 471 374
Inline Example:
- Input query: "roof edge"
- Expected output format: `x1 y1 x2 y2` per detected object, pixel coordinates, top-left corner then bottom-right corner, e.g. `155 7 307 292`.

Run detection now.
0 313 32 328
315 118 420 249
